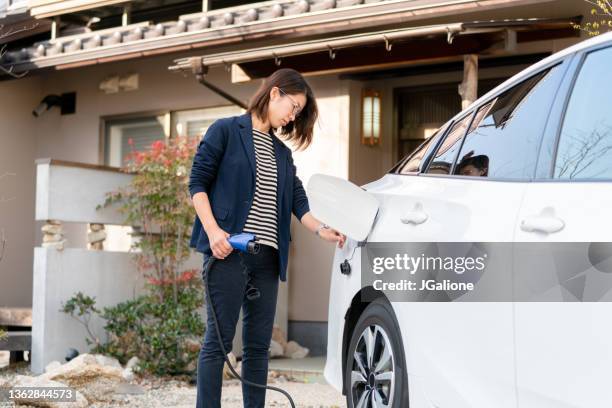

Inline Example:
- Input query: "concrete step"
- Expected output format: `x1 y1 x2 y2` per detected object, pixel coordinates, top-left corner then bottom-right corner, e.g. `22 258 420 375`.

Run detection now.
268 356 328 384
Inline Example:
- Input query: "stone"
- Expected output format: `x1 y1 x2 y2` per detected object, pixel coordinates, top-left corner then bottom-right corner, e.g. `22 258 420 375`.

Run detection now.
222 352 237 380
284 340 309 359
271 325 288 349
121 367 134 382
88 223 105 232
125 356 140 371
45 361 62 373
93 354 121 369
269 339 284 358
41 224 63 235
40 353 124 403
65 348 79 362
87 230 106 243
43 233 64 243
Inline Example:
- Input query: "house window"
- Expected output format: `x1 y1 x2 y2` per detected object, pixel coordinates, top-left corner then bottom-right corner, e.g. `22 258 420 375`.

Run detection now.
103 105 243 167
171 105 243 138
104 114 168 167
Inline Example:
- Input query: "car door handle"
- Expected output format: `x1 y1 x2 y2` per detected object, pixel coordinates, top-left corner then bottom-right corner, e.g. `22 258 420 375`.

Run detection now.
400 203 428 225
520 216 565 233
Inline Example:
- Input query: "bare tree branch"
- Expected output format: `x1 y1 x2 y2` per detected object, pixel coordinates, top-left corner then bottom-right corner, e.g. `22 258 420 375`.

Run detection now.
0 172 17 180
0 21 40 40
0 21 39 78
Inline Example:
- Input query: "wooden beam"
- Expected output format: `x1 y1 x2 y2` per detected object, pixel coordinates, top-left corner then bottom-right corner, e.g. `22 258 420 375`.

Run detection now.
0 308 32 327
458 54 478 110
237 35 495 80
0 332 32 351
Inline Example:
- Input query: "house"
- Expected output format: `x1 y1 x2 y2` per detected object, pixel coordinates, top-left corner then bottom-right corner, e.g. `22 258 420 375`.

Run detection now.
0 0 593 373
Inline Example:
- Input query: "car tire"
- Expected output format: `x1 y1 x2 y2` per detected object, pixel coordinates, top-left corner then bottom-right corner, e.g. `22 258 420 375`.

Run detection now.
345 298 408 408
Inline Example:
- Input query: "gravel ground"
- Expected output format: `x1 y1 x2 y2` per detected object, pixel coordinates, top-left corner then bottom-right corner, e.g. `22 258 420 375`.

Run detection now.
100 377 346 408
0 352 346 408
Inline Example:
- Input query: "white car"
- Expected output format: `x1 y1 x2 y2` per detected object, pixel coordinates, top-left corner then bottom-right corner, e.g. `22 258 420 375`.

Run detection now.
312 31 612 408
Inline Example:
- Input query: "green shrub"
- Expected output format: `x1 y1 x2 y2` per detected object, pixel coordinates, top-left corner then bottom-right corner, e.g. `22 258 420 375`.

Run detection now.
62 272 204 376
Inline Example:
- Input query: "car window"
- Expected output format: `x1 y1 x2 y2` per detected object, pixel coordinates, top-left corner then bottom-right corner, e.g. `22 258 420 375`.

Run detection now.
425 114 473 175
452 65 562 179
554 46 612 180
394 123 449 174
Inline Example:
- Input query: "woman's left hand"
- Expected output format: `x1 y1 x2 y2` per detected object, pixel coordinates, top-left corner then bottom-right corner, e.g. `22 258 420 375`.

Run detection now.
318 227 346 249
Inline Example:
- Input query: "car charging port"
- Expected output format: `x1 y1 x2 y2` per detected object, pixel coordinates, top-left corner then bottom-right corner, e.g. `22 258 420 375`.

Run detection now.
340 260 351 275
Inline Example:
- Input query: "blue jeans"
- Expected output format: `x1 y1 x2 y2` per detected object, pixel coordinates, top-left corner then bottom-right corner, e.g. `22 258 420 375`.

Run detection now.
196 245 279 408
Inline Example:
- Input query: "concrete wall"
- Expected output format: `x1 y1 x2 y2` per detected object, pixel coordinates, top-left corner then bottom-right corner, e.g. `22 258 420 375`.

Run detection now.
31 247 146 373
0 76 42 307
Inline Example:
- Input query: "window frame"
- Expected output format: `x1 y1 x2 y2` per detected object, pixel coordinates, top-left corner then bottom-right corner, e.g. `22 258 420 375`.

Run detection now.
422 111 476 177
99 104 244 167
548 43 612 182
99 109 170 167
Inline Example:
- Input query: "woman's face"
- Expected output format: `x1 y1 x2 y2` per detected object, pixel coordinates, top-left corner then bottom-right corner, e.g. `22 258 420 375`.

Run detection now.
460 164 487 177
268 86 307 129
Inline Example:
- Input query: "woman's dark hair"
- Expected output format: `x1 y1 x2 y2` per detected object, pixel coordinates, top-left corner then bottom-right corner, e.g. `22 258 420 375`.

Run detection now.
456 154 489 176
247 68 318 150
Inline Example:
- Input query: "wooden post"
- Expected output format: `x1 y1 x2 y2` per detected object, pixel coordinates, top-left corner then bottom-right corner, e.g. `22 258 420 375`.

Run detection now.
51 17 60 40
458 54 478 110
122 4 131 26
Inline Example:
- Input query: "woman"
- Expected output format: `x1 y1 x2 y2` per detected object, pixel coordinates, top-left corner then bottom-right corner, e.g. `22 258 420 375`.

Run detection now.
188 68 346 408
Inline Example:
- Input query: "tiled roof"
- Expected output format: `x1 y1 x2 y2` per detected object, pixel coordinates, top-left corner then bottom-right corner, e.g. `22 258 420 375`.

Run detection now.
0 0 572 74
0 0 376 66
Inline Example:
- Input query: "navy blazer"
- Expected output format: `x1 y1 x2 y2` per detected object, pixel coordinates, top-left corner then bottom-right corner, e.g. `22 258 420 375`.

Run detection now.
188 112 310 282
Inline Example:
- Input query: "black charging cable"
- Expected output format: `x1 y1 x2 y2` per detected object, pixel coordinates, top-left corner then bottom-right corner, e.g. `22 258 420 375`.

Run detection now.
202 252 296 408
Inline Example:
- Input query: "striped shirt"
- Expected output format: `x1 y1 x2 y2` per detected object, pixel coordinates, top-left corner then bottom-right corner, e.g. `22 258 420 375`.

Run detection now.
243 128 279 249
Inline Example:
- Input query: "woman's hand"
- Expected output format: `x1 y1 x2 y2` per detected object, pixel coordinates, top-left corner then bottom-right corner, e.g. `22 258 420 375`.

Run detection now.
318 227 346 249
299 212 346 249
207 226 233 259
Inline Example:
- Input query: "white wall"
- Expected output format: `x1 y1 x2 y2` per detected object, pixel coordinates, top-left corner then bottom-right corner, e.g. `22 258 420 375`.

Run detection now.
288 83 351 322
31 247 146 373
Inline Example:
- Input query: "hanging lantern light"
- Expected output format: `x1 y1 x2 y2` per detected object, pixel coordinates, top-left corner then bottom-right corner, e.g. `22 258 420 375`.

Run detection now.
361 89 381 146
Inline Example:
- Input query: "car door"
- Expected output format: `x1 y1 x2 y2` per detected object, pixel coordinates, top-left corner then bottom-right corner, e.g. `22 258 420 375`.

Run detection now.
514 45 612 408
367 61 568 408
